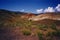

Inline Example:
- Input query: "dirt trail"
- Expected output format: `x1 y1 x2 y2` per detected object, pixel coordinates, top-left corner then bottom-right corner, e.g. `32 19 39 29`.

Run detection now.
0 27 39 40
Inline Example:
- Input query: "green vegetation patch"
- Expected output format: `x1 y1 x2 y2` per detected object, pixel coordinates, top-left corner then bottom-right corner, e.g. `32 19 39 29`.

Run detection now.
50 23 57 30
37 24 48 31
22 29 31 36
37 32 44 40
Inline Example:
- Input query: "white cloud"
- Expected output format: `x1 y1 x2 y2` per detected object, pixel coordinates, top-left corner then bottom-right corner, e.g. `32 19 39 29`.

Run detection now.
55 4 60 12
36 9 43 13
20 9 24 12
36 4 60 13
44 7 55 12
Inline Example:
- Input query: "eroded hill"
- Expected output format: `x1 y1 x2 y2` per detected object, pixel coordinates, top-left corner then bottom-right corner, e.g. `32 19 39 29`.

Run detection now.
29 13 60 21
0 9 60 40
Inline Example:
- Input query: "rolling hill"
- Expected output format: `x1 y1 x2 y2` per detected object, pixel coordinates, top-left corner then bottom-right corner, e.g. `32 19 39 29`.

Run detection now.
28 12 60 21
0 9 60 40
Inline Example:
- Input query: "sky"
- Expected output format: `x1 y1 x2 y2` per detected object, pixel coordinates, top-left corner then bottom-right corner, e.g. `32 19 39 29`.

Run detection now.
0 0 60 13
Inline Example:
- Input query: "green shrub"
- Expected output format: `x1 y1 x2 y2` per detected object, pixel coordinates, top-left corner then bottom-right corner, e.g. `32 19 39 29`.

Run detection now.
46 32 53 40
50 24 57 30
22 30 31 36
46 30 60 37
38 24 48 30
37 32 44 40
46 32 53 37
52 30 60 37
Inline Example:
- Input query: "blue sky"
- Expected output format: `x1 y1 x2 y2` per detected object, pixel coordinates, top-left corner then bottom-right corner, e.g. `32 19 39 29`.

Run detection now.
0 0 60 13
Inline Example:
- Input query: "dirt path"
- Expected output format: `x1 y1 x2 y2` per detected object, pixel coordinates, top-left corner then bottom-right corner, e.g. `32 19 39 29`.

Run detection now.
0 27 39 40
